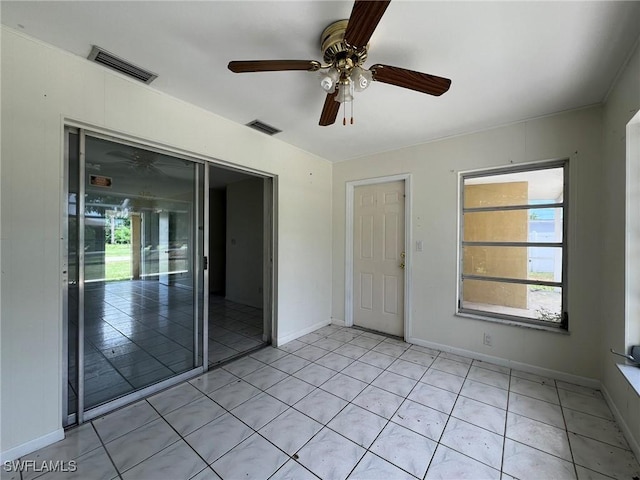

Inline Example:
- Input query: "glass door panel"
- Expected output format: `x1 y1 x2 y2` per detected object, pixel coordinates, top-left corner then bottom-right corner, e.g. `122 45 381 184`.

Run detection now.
81 135 204 410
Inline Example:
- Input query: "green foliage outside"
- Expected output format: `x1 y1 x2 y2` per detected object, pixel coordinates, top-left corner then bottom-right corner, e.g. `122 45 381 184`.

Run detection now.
536 307 562 323
105 217 131 244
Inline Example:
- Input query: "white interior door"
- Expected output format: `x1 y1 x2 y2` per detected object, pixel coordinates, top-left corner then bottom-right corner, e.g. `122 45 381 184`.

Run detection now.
353 180 405 336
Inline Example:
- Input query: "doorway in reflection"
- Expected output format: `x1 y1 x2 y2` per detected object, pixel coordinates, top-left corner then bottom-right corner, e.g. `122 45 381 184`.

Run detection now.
206 167 271 366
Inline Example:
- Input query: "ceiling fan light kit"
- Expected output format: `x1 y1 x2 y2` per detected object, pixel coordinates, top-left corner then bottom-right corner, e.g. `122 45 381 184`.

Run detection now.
319 67 340 93
227 0 451 126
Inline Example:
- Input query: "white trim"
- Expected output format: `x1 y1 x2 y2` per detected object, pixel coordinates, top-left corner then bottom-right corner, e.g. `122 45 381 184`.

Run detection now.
457 156 570 177
270 176 279 345
407 336 601 389
263 177 275 344
625 110 640 349
603 33 640 105
601 382 640 464
455 311 571 335
275 319 330 347
617 363 640 397
1 429 65 462
345 174 412 340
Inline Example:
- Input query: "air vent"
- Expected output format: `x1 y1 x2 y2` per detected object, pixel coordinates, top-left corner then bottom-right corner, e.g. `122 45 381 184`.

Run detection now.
88 46 158 84
246 120 281 136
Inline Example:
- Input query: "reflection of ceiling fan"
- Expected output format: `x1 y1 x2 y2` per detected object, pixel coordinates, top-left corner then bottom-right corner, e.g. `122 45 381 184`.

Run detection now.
228 0 451 126
107 150 166 176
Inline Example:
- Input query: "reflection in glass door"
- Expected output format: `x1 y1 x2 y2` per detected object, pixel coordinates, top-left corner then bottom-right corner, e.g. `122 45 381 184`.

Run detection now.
65 128 207 424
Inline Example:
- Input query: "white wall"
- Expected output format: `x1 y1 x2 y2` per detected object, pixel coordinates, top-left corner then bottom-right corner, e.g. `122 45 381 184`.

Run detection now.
333 106 604 380
601 39 640 456
0 28 332 457
226 178 263 308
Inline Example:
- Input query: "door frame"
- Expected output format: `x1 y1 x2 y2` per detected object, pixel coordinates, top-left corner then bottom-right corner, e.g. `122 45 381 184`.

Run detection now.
345 174 412 339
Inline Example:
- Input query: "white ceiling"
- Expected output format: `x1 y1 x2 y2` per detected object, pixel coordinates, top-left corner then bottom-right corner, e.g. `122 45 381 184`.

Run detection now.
3 1 639 162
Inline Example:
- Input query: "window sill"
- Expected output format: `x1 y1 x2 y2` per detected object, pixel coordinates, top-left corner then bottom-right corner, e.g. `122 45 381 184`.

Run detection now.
456 310 570 334
617 364 640 397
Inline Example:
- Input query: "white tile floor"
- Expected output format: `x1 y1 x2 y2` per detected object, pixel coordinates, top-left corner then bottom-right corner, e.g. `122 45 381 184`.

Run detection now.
7 325 640 480
68 281 265 413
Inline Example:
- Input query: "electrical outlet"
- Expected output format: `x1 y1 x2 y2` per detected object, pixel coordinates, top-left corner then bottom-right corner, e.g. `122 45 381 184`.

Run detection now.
483 333 492 347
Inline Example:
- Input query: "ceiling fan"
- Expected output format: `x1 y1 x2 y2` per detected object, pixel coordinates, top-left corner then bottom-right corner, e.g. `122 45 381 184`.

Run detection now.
228 0 451 126
107 150 167 176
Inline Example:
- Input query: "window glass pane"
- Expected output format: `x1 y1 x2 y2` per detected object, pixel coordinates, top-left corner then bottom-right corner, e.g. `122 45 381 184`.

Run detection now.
463 208 563 243
83 135 201 410
461 279 562 323
464 166 563 209
463 245 562 282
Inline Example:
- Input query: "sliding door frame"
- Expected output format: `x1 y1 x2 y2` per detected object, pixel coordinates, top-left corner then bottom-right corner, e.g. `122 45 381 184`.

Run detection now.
63 125 210 425
63 122 277 426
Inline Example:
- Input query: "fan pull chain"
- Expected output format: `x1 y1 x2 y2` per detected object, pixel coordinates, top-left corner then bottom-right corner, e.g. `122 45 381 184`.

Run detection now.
351 96 354 125
343 100 346 126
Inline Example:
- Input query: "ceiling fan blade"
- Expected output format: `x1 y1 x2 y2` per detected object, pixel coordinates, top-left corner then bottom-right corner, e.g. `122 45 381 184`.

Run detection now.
370 64 451 96
106 151 141 165
344 0 391 49
147 164 167 177
228 60 321 73
106 150 134 159
319 92 340 126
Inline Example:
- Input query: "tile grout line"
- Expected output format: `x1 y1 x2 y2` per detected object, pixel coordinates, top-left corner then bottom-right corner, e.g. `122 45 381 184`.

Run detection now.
501 368 513 477
260 330 365 478
424 353 484 478
422 349 454 479
554 377 581 479
342 343 420 479
143 397 219 479
269 329 420 478
297 331 506 478
297 332 420 480
112 404 182 477
89 419 124 480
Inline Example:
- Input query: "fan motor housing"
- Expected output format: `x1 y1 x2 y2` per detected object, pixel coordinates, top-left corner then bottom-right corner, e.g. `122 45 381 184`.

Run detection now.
320 19 368 67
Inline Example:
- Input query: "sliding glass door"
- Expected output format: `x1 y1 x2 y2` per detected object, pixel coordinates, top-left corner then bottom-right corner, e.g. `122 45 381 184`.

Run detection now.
64 128 207 424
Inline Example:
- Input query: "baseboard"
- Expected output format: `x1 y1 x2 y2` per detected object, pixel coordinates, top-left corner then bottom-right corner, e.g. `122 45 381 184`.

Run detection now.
601 383 640 464
407 336 601 389
275 319 331 346
0 428 65 462
331 317 346 327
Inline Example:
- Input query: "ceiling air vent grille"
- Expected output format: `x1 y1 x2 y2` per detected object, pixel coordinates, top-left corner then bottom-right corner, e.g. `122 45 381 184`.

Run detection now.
246 120 281 136
88 46 158 84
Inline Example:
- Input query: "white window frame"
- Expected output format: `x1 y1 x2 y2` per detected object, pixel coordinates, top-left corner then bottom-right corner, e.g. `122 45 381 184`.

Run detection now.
457 159 569 330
